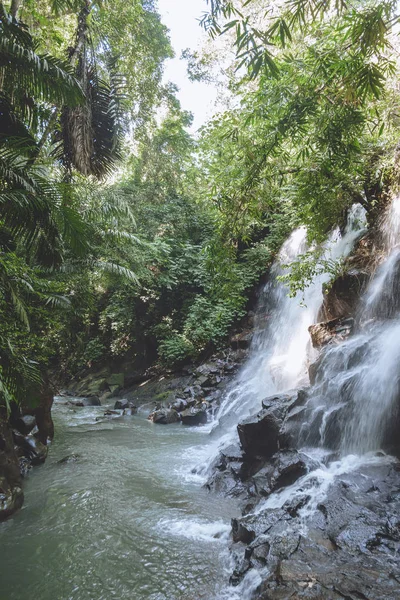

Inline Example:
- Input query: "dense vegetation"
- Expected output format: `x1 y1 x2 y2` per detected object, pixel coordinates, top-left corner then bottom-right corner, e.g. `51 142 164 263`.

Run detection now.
1 0 400 408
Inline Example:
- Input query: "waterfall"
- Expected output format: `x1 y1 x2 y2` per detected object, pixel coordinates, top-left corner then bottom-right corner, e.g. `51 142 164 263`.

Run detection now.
301 195 400 455
209 204 367 442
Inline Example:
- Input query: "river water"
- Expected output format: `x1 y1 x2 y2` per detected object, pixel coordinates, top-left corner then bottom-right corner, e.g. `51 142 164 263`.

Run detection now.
0 398 240 600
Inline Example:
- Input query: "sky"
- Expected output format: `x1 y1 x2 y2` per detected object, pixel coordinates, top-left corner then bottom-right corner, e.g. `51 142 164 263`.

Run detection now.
157 0 219 132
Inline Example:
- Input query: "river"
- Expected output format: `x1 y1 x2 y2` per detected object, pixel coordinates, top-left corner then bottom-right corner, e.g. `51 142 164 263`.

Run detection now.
0 397 239 600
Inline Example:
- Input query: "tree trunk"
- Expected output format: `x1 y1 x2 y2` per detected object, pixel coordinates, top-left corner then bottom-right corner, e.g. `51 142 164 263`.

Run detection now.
35 0 91 159
9 0 21 18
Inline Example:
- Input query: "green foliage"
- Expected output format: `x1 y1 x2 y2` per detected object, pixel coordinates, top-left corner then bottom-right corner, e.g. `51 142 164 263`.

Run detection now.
158 335 195 368
2 0 400 393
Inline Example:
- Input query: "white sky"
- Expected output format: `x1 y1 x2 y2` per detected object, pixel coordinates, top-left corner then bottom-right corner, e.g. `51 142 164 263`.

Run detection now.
157 0 219 132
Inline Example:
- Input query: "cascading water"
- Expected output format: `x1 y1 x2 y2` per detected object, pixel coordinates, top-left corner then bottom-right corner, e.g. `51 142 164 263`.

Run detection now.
247 195 400 527
301 195 400 456
207 203 367 450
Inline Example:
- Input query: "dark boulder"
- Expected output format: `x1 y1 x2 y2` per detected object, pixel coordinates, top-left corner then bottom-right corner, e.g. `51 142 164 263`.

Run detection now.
170 398 189 412
148 408 180 425
12 415 36 436
0 476 23 521
13 431 48 465
81 396 101 406
114 399 135 411
238 391 307 459
238 411 279 459
68 396 101 407
180 406 208 426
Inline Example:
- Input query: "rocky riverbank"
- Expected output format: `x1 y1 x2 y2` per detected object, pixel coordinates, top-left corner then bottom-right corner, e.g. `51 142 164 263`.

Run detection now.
203 219 400 599
0 383 54 521
0 343 249 521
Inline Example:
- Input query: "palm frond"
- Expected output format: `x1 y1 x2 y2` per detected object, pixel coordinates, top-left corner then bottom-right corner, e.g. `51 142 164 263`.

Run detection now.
93 260 139 283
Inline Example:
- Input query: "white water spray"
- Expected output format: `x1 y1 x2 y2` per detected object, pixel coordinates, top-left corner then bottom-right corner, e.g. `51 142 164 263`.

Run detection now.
208 204 367 449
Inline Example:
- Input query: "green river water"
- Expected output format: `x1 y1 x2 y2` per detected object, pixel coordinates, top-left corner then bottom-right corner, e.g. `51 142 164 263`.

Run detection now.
0 397 241 600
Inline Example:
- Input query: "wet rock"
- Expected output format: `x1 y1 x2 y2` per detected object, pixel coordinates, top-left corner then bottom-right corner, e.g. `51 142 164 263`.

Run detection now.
0 477 23 521
81 395 101 406
254 450 312 496
19 457 32 478
180 406 208 426
68 396 101 407
309 317 355 348
59 389 74 397
122 407 137 416
238 391 306 459
58 454 80 464
148 408 180 425
169 398 189 412
318 269 369 322
238 411 279 459
231 459 400 598
13 432 48 465
12 415 36 436
196 375 211 388
114 399 136 411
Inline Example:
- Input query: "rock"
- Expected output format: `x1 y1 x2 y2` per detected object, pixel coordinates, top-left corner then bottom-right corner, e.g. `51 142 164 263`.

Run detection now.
196 375 211 388
231 330 253 350
253 450 313 498
57 454 80 464
238 391 306 459
19 457 32 478
0 477 23 522
122 407 137 416
67 400 84 407
170 398 189 412
59 389 74 397
12 415 36 436
309 317 355 348
68 396 101 407
318 269 369 322
81 395 101 406
148 408 180 425
238 411 279 458
114 399 135 410
180 406 208 426
228 457 400 597
13 432 48 465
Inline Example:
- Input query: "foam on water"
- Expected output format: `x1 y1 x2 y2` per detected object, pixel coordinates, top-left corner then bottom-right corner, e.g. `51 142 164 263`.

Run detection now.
157 518 231 543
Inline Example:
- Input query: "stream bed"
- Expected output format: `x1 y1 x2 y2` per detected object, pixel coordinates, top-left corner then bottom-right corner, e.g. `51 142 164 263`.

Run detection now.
0 397 239 600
